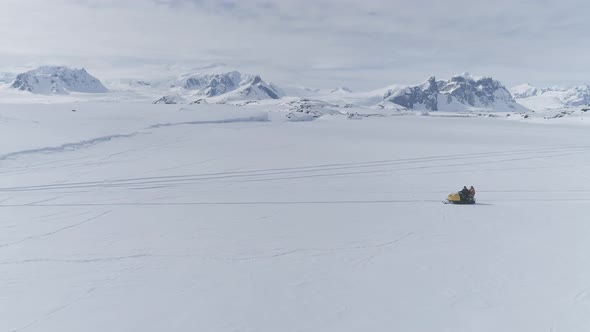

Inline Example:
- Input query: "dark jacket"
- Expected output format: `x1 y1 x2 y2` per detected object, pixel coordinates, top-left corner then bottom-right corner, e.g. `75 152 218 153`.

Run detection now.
460 188 470 198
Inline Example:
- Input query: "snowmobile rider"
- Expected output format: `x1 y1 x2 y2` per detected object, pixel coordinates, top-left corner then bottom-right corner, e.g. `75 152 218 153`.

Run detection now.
459 186 470 201
469 186 476 199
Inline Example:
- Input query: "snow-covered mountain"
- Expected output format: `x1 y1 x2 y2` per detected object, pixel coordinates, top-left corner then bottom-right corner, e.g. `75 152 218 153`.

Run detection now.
0 65 554 114
511 84 590 110
11 66 108 94
153 94 187 105
159 68 283 103
383 77 439 110
382 73 523 112
330 87 352 94
122 80 154 88
510 83 543 99
0 72 16 84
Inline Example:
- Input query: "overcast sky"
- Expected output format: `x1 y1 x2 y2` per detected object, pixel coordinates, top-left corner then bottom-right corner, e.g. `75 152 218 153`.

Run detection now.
0 0 588 90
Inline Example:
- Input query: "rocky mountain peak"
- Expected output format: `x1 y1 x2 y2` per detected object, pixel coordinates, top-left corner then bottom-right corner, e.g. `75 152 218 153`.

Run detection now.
383 74 521 112
11 66 108 95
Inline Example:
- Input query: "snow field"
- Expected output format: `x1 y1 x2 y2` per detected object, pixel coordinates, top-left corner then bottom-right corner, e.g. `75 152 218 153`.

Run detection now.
2 103 590 331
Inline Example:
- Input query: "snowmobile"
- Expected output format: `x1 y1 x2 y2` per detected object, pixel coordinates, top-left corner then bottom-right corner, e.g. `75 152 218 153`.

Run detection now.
444 192 476 205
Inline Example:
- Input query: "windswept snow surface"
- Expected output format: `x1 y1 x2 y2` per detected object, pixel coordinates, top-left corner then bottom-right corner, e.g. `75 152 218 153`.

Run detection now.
2 103 590 332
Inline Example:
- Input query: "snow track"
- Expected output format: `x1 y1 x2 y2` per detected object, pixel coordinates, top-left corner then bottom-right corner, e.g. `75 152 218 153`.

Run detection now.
0 134 141 161
0 113 270 163
1 146 587 192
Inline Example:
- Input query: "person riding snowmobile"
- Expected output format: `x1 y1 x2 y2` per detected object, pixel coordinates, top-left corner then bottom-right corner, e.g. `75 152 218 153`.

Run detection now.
459 186 470 202
446 186 476 204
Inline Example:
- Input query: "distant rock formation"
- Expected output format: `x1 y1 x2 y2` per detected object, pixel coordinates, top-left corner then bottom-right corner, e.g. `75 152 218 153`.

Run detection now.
11 66 108 94
383 73 521 111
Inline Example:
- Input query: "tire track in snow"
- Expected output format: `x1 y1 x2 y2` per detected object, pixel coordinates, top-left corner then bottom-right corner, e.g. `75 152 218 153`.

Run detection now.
0 254 153 266
9 288 97 332
1 195 588 207
0 211 111 249
24 196 62 206
211 232 414 262
0 147 585 192
231 151 583 184
0 200 445 208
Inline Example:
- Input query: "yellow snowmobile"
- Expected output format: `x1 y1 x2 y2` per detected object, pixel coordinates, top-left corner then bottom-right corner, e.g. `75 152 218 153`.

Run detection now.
445 192 476 205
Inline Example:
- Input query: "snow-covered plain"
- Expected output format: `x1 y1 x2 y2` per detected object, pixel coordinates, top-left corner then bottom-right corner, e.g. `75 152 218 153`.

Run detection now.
2 103 590 332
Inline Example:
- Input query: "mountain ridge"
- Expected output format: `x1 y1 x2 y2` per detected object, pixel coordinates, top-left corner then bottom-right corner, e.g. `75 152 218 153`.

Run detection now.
381 73 523 112
11 66 108 95
510 83 590 110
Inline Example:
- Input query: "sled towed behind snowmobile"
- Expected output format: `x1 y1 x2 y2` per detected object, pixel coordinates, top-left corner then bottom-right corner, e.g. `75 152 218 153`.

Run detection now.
445 192 476 205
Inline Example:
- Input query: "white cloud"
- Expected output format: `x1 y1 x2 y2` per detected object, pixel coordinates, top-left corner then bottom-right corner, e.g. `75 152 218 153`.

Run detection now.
0 0 588 89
